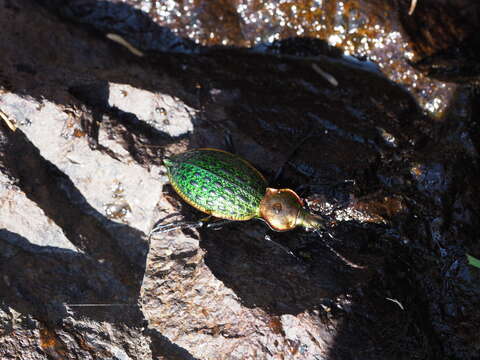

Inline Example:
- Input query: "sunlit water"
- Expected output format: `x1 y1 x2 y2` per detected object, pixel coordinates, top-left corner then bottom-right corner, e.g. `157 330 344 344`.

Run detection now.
120 0 455 116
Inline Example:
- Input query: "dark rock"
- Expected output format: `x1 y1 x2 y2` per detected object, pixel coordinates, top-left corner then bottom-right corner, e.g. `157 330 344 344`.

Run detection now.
397 0 480 82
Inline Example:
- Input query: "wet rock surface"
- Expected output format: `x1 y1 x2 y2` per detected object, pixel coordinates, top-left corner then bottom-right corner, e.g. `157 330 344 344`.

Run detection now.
0 0 479 359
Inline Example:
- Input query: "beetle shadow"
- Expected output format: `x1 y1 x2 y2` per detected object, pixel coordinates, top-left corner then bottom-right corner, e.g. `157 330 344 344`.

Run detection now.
199 218 376 315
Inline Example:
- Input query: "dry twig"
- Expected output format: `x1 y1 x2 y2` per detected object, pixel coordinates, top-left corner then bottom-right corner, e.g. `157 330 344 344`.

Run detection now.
0 109 17 131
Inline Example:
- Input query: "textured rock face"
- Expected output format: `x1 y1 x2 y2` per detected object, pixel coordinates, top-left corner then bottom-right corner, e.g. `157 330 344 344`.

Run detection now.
1 0 480 359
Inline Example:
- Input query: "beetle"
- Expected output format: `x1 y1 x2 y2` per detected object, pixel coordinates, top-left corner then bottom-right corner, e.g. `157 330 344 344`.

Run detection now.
152 148 364 269
156 148 324 232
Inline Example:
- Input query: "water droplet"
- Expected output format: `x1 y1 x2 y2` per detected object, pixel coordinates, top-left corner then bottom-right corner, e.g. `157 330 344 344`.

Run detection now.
104 201 131 220
155 107 167 115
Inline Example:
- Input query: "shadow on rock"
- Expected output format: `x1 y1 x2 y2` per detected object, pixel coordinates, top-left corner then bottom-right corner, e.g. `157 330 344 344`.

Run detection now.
0 128 146 321
0 228 143 325
200 221 375 315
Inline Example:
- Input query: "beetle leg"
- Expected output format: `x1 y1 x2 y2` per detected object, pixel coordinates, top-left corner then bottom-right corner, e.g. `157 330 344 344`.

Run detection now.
148 216 235 240
223 131 236 154
205 219 236 230
314 230 367 269
264 235 298 259
148 219 204 242
271 134 312 185
200 216 236 230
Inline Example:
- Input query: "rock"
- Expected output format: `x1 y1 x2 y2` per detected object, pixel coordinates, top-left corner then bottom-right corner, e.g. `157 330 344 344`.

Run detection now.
396 0 480 82
0 0 479 359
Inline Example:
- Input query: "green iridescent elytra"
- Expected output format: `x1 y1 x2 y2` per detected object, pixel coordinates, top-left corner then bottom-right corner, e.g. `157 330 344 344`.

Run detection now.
164 148 268 220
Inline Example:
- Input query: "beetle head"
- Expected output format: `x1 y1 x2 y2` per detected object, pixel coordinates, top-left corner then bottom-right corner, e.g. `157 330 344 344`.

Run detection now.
259 188 324 231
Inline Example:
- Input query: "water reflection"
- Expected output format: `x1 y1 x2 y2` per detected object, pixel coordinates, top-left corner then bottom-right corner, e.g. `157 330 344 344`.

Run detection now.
121 0 455 116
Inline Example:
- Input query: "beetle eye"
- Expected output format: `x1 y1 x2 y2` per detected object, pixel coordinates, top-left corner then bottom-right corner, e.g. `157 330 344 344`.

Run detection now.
272 202 282 214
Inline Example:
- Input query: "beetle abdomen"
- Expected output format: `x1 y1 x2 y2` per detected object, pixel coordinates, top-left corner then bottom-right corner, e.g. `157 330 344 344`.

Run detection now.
164 148 267 220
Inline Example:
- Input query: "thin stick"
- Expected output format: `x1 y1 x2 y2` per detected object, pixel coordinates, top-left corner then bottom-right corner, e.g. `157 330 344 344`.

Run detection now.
64 303 135 307
408 0 418 15
106 33 144 57
312 63 338 87
0 109 17 131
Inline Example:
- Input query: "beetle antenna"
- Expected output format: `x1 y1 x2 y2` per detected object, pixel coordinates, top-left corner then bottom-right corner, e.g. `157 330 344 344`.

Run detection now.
314 230 367 269
264 234 299 259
